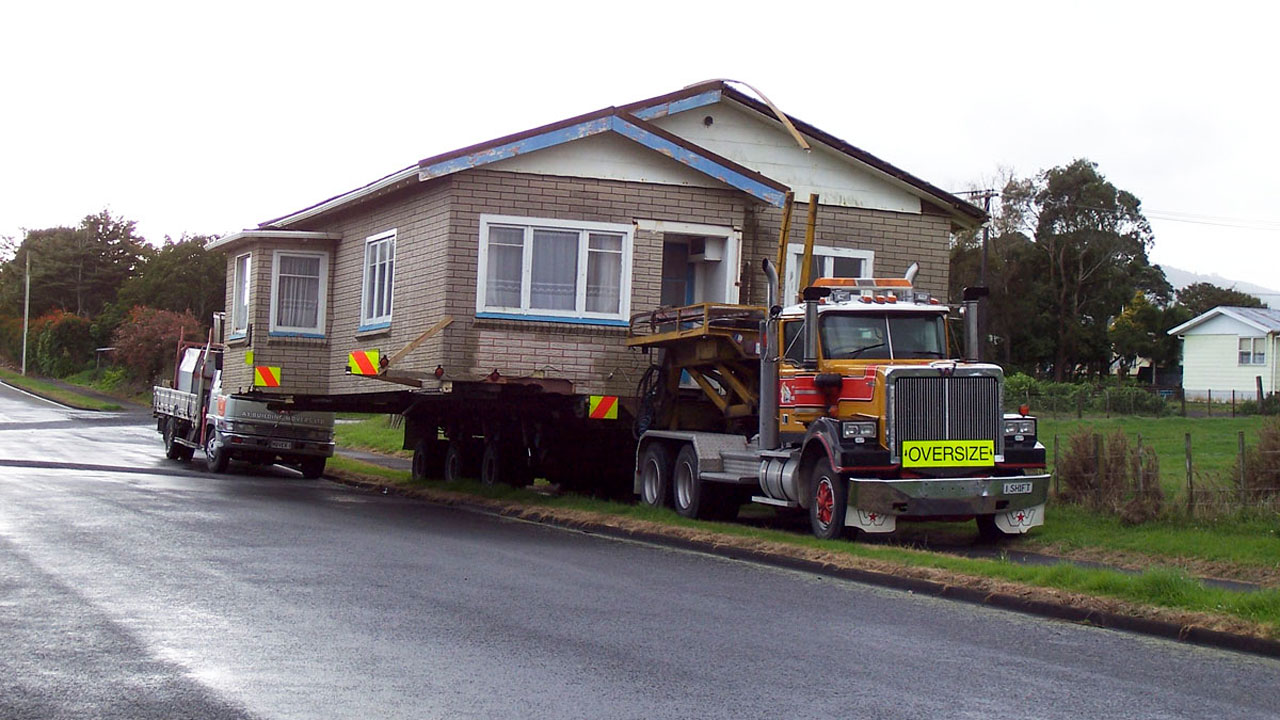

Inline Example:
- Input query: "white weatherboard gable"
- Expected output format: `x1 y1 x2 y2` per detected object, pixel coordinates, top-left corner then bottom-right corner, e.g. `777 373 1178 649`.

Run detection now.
1178 313 1260 337
652 101 922 214
487 132 723 190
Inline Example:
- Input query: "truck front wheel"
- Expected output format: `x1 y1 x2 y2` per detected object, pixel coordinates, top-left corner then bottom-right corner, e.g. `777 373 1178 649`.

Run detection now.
808 457 848 540
204 427 230 474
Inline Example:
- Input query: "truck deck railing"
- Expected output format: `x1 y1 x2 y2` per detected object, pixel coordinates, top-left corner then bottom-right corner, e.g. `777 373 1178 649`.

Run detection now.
625 303 764 350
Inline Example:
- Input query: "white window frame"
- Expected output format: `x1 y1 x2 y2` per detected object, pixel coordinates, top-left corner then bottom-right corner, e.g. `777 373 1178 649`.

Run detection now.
783 243 875 302
476 214 633 323
1239 336 1266 366
269 249 329 336
231 252 251 337
360 229 396 328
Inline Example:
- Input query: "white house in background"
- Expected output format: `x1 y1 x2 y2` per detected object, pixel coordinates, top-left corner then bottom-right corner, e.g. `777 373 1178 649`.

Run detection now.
1168 306 1280 400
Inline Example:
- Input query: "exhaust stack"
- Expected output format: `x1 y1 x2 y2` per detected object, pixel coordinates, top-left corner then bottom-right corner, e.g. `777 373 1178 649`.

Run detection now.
961 286 989 362
760 259 780 451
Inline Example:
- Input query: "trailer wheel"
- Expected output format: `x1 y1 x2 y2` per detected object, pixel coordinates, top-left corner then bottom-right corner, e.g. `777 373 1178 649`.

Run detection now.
443 439 471 483
411 438 445 481
299 457 326 479
204 426 230 474
639 443 673 508
808 457 847 540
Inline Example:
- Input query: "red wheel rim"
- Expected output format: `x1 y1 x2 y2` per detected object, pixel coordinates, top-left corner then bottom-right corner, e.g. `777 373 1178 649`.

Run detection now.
816 478 834 528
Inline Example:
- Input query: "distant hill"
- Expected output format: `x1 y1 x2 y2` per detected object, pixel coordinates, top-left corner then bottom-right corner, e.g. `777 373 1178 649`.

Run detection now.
1160 265 1279 306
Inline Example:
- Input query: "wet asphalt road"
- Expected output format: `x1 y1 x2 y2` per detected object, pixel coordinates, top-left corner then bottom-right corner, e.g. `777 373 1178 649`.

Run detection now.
2 382 1279 719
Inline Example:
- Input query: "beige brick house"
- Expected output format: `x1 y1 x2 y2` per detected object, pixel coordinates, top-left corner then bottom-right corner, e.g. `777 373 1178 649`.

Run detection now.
207 81 984 487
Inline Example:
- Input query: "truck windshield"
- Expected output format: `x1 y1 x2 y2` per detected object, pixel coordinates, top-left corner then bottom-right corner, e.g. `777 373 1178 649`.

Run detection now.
820 312 947 360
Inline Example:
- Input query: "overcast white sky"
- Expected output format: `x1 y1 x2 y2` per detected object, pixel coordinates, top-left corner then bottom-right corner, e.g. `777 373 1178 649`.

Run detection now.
2 1 1277 290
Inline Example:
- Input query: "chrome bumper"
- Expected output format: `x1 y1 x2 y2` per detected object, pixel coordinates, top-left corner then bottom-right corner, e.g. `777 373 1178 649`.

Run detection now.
848 473 1051 517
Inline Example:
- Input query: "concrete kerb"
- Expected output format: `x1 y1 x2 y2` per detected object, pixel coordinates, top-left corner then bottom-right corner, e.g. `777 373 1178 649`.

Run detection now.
324 471 1280 661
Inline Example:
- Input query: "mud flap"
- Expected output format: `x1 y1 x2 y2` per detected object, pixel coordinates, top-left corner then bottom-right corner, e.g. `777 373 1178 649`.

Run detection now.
994 503 1045 534
846 507 896 533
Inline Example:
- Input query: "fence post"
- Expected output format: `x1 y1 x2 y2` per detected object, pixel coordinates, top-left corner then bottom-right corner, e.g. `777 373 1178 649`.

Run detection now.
1232 389 1236 417
1208 389 1212 417
1077 393 1083 420
1136 433 1144 494
1053 434 1059 496
1185 432 1193 515
1238 430 1247 506
1093 433 1103 493
1105 389 1110 418
1181 389 1187 417
1258 376 1265 404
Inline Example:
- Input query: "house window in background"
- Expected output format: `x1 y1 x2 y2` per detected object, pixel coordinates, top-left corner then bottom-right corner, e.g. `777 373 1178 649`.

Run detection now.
783 244 874 302
477 215 632 323
231 253 250 336
1239 337 1266 365
270 250 328 336
361 230 395 328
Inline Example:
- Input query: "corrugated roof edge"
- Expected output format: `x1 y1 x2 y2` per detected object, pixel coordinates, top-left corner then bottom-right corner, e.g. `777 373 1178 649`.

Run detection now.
1168 306 1280 335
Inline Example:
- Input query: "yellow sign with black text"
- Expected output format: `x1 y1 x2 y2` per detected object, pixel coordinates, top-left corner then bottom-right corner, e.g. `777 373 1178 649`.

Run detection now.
901 440 994 468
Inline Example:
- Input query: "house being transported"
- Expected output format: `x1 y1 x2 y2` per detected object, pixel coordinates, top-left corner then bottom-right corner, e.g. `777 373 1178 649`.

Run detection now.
206 80 985 491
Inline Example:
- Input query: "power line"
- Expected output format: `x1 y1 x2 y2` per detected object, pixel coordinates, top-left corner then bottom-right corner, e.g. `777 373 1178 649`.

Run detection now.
950 190 1280 232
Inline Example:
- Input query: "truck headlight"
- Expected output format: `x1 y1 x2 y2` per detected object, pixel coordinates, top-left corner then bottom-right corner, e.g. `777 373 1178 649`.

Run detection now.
1003 418 1036 436
842 421 877 440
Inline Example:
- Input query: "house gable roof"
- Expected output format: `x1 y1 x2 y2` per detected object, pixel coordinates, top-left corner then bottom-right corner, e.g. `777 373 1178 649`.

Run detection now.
261 81 985 229
1167 306 1280 336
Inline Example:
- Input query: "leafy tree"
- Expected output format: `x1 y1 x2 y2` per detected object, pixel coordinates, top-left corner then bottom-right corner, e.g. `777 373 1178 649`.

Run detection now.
1109 292 1162 379
1175 282 1266 317
0 210 150 318
32 310 94 377
997 159 1166 381
117 235 225 324
112 306 199 383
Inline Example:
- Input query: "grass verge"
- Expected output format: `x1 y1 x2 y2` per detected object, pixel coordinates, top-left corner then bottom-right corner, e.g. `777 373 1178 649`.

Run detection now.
0 367 123 411
326 454 1280 641
334 415 409 456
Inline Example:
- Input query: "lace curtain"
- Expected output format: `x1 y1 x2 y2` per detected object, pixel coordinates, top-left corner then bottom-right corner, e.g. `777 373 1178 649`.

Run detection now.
276 254 321 329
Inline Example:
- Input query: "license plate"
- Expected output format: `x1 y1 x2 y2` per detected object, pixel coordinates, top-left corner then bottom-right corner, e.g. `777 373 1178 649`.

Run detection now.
901 440 994 468
270 440 293 450
1003 481 1033 495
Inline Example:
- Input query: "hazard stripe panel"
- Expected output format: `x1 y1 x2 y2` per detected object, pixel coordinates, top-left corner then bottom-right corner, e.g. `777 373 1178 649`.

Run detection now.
348 349 380 375
254 366 282 387
588 395 618 420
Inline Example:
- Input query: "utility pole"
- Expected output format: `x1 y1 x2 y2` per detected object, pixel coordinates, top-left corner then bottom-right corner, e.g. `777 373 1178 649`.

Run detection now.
979 192 992 363
21 251 30 375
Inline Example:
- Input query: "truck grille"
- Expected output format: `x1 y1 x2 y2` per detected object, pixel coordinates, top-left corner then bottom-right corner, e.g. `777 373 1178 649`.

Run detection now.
891 375 1001 457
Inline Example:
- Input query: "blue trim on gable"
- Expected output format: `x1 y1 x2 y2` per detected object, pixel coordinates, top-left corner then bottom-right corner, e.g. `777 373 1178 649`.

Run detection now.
631 89 722 120
420 117 611 179
608 116 787 207
476 312 627 328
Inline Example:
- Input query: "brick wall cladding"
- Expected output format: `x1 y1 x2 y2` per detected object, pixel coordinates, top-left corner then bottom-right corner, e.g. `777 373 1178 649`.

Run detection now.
443 170 751 397
219 170 953 401
739 201 952 305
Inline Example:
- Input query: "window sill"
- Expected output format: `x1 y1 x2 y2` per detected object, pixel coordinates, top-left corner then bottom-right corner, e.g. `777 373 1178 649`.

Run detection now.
356 321 392 338
268 330 327 339
475 311 627 328
227 333 249 348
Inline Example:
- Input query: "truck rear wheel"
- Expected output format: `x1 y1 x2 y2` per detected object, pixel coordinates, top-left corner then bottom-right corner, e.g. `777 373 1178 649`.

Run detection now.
204 427 229 474
480 441 532 487
444 439 479 483
808 457 848 540
673 445 711 519
300 457 326 479
639 443 673 508
163 419 192 462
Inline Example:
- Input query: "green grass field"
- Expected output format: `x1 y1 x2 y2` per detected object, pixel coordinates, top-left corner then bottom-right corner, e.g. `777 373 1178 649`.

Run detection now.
1039 415 1269 496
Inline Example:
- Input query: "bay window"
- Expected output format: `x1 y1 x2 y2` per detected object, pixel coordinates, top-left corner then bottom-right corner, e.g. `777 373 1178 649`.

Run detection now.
269 250 328 336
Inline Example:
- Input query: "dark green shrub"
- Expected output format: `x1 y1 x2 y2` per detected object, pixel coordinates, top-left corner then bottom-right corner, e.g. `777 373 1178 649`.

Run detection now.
33 310 93 377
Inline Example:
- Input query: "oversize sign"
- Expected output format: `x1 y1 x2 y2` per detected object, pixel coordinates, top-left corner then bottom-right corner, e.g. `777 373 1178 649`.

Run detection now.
901 440 994 468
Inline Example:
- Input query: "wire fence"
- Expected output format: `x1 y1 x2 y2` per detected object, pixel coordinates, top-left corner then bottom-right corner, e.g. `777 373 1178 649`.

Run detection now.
1009 386 1276 419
